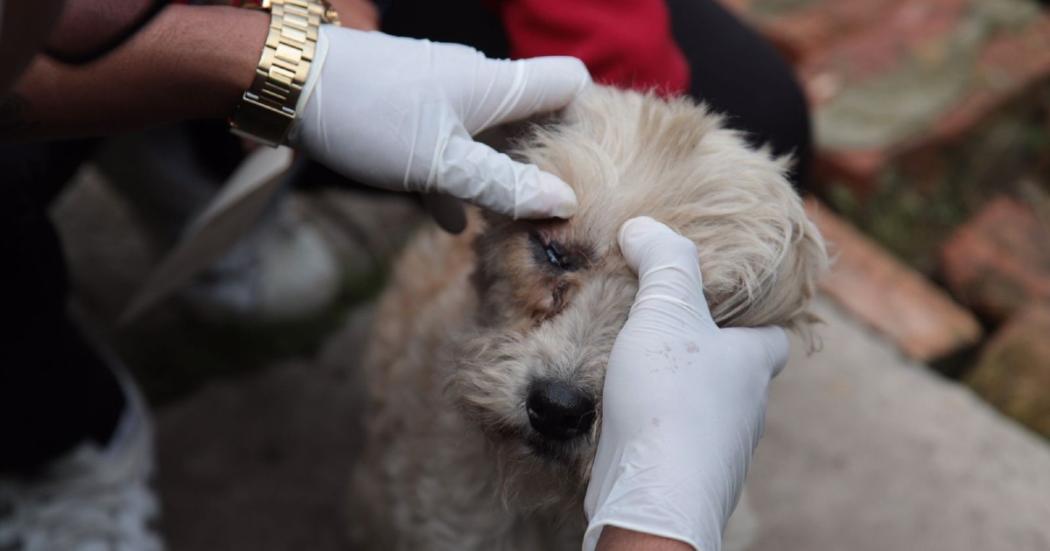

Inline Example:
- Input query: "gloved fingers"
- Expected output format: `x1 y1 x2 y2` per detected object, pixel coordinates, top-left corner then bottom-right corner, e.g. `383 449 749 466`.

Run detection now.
723 325 791 378
421 193 467 234
437 133 577 219
618 217 714 325
466 56 591 134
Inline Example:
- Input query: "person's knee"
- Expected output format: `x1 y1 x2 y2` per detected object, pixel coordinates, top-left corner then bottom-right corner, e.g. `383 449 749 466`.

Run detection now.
726 41 812 184
767 65 814 190
665 0 814 189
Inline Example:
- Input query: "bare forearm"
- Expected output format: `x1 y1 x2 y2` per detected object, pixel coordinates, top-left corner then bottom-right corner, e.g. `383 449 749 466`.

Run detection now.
45 0 154 60
597 527 695 551
3 5 268 141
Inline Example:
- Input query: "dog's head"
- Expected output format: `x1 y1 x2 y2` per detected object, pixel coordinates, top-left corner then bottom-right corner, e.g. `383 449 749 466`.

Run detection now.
448 87 827 510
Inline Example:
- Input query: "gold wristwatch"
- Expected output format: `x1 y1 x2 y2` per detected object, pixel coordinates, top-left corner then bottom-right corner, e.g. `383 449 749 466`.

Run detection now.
229 0 340 147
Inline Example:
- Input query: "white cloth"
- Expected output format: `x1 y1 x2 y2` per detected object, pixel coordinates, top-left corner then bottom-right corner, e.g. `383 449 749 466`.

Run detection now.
0 367 161 551
584 217 789 551
291 26 590 220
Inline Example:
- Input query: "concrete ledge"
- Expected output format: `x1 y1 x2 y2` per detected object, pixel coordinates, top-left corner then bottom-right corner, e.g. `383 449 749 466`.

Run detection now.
747 297 1050 551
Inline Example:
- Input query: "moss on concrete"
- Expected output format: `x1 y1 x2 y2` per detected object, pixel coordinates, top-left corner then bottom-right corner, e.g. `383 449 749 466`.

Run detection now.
814 0 1040 151
966 305 1050 439
749 0 819 17
824 89 1050 272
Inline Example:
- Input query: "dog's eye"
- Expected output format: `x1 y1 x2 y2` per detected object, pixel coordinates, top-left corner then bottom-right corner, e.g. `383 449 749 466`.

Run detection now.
530 232 579 272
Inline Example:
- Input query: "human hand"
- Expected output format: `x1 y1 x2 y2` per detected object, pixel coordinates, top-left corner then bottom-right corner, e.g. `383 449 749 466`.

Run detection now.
584 217 790 551
290 26 590 227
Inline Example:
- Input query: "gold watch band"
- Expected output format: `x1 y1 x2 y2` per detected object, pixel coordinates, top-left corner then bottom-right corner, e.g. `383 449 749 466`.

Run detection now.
230 0 339 147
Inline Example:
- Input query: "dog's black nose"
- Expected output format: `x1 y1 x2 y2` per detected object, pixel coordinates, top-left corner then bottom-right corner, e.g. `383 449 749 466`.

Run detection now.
526 380 596 440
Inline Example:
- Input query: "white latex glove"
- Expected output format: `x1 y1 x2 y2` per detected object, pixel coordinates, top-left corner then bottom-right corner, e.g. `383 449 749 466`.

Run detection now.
290 26 590 222
584 217 790 551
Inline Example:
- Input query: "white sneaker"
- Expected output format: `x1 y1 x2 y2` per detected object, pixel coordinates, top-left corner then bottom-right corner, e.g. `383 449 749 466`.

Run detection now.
95 126 342 325
0 376 162 551
182 195 343 324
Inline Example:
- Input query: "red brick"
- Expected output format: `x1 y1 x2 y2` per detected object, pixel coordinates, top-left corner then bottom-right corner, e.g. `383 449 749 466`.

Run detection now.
940 196 1050 322
798 0 966 88
814 149 889 196
967 304 1050 439
805 198 982 361
727 2 1050 198
720 2 1050 283
817 15 1050 198
927 17 1050 146
721 0 917 63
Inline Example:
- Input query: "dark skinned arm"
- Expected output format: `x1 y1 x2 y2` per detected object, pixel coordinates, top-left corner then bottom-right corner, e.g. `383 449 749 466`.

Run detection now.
1 4 268 141
597 527 695 551
0 0 380 142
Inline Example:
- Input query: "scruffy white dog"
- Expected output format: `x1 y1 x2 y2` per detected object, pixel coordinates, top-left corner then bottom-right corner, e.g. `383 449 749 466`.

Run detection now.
348 86 827 550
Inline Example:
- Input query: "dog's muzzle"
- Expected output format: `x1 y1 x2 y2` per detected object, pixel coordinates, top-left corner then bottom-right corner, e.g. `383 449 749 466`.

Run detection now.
526 380 596 441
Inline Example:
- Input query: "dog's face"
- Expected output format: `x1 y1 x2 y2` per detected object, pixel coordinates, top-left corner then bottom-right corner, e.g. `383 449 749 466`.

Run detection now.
450 214 634 508
446 87 826 510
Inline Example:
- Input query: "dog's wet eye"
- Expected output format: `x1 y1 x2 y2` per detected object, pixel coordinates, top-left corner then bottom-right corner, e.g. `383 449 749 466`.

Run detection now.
530 232 579 272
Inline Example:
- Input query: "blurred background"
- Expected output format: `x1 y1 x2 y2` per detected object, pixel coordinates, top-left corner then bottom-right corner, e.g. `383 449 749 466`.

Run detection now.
51 0 1050 549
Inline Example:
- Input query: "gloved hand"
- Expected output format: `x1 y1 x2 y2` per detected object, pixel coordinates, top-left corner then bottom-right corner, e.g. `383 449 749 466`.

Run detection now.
290 26 590 228
584 217 790 551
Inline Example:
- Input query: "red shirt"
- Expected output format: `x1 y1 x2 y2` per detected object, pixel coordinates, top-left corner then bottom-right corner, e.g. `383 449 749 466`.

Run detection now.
496 0 690 95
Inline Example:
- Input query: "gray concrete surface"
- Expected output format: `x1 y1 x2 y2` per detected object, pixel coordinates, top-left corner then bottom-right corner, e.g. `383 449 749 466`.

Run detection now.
746 297 1050 550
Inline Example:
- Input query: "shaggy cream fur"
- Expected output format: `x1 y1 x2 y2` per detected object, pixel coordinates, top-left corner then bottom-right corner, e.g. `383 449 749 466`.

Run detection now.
348 86 828 550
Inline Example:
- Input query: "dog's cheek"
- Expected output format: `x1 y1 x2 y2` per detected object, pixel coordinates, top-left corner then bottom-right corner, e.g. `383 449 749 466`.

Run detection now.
548 280 572 317
507 274 564 323
536 276 585 323
521 283 555 320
